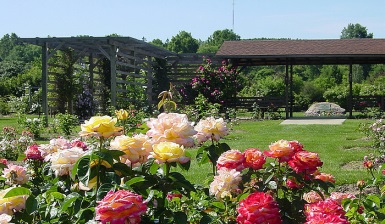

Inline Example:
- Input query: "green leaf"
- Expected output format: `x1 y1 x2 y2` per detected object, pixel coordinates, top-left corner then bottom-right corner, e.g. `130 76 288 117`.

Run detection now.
3 187 31 198
76 156 91 185
174 211 188 224
94 151 114 167
199 214 213 224
178 159 190 171
97 183 115 201
112 162 132 176
169 172 196 193
50 192 65 200
61 193 81 212
366 195 381 207
211 201 225 209
125 176 146 187
149 161 159 175
218 143 231 152
25 195 38 214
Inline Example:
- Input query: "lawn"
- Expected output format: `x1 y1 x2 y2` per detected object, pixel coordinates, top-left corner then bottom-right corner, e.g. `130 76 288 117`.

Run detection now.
0 114 376 186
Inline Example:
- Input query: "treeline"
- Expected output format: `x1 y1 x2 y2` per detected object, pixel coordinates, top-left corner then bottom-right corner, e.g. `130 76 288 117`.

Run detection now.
0 23 384 114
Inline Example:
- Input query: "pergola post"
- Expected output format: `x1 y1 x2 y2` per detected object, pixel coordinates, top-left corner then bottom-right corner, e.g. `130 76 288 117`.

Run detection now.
41 42 49 126
348 63 353 118
290 64 293 118
110 45 117 108
285 63 289 119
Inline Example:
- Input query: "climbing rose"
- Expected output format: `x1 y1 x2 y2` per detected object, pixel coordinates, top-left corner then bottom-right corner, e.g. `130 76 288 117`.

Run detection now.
2 164 29 185
288 151 323 174
24 144 44 160
243 148 266 170
237 191 282 224
79 116 122 139
194 117 229 144
146 113 197 147
95 190 147 224
264 139 294 162
209 168 242 200
216 149 245 171
0 187 28 215
149 142 190 164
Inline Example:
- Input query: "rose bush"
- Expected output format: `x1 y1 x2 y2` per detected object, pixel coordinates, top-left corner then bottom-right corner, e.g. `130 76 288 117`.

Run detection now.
1 111 385 223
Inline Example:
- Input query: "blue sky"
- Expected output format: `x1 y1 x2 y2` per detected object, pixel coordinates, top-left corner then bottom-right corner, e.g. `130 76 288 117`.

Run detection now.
2 0 384 42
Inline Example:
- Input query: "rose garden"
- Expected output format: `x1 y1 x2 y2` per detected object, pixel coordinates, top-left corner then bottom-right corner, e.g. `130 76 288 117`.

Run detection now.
1 35 385 223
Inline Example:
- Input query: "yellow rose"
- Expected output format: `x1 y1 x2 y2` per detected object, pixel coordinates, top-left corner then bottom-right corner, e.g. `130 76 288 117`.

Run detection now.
149 142 190 164
79 116 123 139
110 134 152 165
115 109 129 120
0 187 28 215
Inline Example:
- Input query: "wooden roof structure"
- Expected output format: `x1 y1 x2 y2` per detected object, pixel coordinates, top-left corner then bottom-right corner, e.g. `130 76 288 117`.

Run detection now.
216 38 385 66
216 38 385 118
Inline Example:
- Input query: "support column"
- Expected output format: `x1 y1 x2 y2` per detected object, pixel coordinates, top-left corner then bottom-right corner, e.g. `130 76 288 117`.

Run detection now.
285 63 289 119
41 42 49 126
110 45 117 108
348 63 353 118
89 53 94 114
290 64 293 118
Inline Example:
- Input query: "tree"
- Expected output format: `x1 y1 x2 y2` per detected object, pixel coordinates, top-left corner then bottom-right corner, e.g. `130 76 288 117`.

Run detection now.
167 31 199 53
150 38 167 49
340 23 373 39
197 29 240 53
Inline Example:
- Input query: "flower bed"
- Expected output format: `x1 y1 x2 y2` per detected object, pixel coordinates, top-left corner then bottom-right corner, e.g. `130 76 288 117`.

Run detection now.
0 112 384 223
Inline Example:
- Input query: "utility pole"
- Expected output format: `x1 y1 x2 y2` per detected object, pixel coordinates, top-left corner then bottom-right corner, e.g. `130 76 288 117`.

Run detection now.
232 0 235 31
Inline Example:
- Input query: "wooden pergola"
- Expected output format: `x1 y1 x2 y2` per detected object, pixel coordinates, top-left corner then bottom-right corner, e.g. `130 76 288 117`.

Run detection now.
20 36 214 122
216 38 385 118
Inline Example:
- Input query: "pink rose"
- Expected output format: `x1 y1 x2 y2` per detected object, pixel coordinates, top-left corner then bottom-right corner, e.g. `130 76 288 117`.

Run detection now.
24 144 44 160
237 192 282 224
95 190 147 224
216 149 245 171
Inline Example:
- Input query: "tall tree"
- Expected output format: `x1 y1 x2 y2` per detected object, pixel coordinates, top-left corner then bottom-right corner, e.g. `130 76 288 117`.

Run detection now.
167 31 199 53
198 29 240 53
340 23 373 39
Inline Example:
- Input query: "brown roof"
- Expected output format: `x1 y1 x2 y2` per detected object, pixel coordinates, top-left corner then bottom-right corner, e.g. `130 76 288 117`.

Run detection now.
216 39 385 65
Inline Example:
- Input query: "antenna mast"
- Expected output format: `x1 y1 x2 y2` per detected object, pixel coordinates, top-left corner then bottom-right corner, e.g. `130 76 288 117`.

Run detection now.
232 0 235 31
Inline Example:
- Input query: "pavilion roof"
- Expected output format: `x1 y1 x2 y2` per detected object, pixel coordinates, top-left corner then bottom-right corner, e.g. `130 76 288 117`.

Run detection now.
216 38 385 65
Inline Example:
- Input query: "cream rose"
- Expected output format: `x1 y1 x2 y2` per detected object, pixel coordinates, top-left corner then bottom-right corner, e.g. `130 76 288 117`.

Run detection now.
50 147 86 177
110 134 152 166
149 142 189 164
0 187 28 215
194 117 229 144
79 116 123 139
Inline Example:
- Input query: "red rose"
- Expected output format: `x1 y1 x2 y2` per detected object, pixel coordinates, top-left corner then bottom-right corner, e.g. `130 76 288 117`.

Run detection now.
288 151 323 174
305 199 347 223
24 144 43 161
243 148 266 170
237 192 282 224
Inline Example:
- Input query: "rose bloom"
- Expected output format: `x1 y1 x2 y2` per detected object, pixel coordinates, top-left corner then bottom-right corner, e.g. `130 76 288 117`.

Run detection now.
264 140 295 162
0 159 7 165
0 187 28 215
237 191 282 224
149 142 190 164
49 147 86 177
95 190 147 224
0 214 12 223
194 117 229 144
304 198 347 223
243 148 266 170
304 213 349 224
115 109 129 120
24 144 44 160
314 172 336 183
71 139 88 151
286 177 304 189
79 116 123 139
166 193 183 201
303 191 324 204
146 113 197 147
2 164 29 185
289 140 304 153
288 151 323 174
216 149 245 171
110 134 152 166
329 192 355 205
209 168 242 200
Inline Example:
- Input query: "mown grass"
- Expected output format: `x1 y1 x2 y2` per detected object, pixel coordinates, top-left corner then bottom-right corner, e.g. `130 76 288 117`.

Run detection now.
0 114 376 186
179 119 375 186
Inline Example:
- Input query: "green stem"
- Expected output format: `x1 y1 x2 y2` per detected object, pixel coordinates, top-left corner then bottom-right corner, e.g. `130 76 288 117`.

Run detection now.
96 137 104 191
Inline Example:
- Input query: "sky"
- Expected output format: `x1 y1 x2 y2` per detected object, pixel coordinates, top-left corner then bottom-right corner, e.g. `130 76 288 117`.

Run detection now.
1 0 384 42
